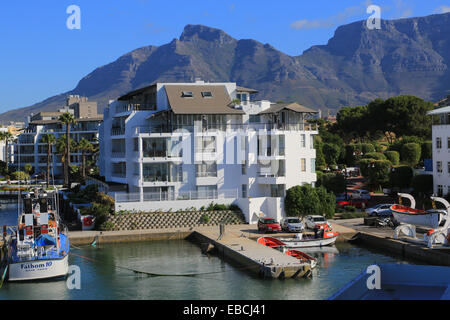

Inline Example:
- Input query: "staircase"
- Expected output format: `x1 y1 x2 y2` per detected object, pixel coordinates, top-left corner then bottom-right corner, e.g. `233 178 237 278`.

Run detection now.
106 210 247 231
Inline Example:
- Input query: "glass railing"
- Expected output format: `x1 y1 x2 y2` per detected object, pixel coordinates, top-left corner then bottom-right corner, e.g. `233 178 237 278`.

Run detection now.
115 189 238 203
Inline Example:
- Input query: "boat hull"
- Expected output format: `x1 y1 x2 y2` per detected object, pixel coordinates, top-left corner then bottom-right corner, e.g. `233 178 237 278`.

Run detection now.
279 235 338 248
391 206 441 229
8 255 69 282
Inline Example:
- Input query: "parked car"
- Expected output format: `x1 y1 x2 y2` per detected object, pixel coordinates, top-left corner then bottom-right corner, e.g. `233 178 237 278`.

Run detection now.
257 218 282 233
280 217 305 233
335 193 347 201
366 204 394 217
337 198 369 209
305 215 331 230
348 189 371 200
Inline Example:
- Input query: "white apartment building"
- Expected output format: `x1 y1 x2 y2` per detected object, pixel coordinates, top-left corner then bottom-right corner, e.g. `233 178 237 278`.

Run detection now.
99 81 318 223
428 106 450 197
14 97 102 178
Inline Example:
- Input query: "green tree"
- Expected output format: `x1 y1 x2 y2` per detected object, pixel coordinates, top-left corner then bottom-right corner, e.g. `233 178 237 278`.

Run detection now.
384 151 400 165
285 185 320 217
322 143 341 167
59 112 77 187
421 141 432 161
401 143 421 167
315 186 336 219
77 138 94 180
411 174 433 196
11 171 29 181
40 133 56 187
23 163 33 177
317 172 346 194
362 152 386 160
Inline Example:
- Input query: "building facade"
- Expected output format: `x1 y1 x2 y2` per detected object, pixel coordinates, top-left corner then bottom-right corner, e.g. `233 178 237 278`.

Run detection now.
99 81 318 222
14 96 102 178
428 106 450 197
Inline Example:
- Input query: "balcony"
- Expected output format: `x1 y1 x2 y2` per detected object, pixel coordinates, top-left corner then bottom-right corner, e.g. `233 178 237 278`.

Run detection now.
115 103 156 114
257 172 286 185
111 128 125 136
115 189 238 203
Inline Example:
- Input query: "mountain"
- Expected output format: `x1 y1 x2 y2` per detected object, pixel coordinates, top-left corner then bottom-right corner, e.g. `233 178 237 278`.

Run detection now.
1 13 450 123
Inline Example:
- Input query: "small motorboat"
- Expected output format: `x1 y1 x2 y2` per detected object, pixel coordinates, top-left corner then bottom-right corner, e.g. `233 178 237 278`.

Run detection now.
391 205 441 229
278 227 339 248
284 250 317 269
257 236 286 248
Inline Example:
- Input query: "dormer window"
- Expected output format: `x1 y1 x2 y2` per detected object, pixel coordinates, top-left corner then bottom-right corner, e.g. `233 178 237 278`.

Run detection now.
181 91 194 98
201 91 213 98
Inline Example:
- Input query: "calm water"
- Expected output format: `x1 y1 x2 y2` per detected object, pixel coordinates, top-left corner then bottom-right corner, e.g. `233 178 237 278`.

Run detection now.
0 201 411 300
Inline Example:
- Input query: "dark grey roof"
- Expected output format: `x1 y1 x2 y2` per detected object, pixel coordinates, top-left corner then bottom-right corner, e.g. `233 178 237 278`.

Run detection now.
236 86 258 94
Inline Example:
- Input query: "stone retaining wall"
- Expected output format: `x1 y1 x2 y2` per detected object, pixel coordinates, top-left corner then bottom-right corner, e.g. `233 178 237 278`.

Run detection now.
106 210 246 231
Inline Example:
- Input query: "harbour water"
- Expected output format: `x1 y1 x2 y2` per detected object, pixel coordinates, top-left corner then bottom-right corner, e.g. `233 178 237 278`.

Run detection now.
0 201 412 300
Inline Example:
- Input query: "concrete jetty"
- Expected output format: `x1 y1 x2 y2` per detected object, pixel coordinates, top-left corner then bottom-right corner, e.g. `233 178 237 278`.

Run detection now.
192 226 312 279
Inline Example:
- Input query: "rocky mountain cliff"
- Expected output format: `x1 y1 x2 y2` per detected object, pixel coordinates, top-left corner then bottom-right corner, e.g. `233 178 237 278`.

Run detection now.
2 13 449 123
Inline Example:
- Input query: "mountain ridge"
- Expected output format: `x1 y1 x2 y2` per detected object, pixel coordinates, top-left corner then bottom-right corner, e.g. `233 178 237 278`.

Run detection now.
1 13 449 123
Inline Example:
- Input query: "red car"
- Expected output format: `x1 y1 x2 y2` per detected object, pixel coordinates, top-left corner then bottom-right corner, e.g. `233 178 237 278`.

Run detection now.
257 218 282 233
336 198 368 209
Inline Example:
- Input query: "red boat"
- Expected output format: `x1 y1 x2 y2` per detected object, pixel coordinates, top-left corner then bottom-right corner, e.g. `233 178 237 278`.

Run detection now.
285 250 317 269
257 236 286 248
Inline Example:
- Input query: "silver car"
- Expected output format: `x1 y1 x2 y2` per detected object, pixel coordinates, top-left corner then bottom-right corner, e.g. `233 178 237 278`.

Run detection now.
281 217 305 233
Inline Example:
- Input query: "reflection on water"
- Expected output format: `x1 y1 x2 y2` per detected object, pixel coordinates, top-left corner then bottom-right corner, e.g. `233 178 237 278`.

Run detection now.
0 202 407 300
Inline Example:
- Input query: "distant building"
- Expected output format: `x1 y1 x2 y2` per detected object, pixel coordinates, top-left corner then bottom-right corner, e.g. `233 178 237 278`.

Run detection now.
99 80 319 223
13 96 102 177
427 105 450 196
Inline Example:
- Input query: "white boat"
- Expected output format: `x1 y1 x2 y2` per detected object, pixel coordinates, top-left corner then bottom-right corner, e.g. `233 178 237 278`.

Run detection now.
5 189 70 281
277 227 339 248
391 205 441 229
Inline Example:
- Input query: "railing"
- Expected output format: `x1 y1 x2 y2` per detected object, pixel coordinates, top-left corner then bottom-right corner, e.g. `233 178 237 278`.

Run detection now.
115 103 156 114
258 172 285 178
143 150 182 158
258 148 285 157
115 189 239 203
196 172 217 178
111 128 125 136
85 176 109 194
133 122 318 135
111 152 126 158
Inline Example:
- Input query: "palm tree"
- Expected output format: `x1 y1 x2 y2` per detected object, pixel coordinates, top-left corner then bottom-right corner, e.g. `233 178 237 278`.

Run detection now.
59 113 76 187
77 138 94 180
0 131 14 174
40 133 56 187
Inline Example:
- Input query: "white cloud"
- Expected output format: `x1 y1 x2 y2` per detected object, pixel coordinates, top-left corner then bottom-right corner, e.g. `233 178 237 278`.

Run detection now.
290 5 365 30
435 5 450 13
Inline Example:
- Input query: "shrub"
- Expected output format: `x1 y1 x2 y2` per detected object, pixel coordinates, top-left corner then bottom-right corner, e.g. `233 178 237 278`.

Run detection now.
200 214 210 224
362 152 387 161
401 143 421 166
344 205 356 212
361 143 375 154
389 166 414 189
213 203 228 211
100 221 115 231
81 203 111 230
341 212 367 219
385 151 400 165
411 174 433 195
207 202 215 211
11 171 29 181
421 141 432 161
229 204 240 211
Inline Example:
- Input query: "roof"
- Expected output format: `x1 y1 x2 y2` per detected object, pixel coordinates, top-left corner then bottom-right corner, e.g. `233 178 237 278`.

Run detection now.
29 116 103 125
427 106 450 116
236 86 258 94
118 84 156 101
258 102 317 115
164 85 245 115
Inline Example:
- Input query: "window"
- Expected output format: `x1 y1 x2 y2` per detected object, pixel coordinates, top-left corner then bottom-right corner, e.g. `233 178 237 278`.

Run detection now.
437 185 443 197
242 184 247 198
237 93 247 102
196 162 217 177
197 185 217 199
201 91 212 98
311 159 316 173
301 158 306 172
310 135 314 149
300 134 306 148
448 137 450 149
181 91 193 98
242 161 247 175
437 137 442 149
437 161 443 173
448 162 450 174
133 138 139 152
249 115 260 123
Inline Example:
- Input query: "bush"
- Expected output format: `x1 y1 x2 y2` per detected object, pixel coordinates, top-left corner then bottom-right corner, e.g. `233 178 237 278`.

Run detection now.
385 151 400 165
361 143 375 154
344 205 356 212
389 166 414 189
11 171 29 181
100 221 115 231
229 204 240 211
341 212 367 219
401 143 421 166
411 174 433 195
200 214 210 224
317 172 346 194
213 203 228 211
421 141 432 161
362 152 387 161
81 203 111 230
285 185 335 218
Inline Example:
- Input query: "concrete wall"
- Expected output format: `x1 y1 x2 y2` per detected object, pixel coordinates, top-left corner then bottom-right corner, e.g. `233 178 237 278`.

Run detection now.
432 124 450 196
115 198 235 212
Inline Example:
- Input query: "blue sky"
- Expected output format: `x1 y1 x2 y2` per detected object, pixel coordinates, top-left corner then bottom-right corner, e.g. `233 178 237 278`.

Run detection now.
0 0 449 114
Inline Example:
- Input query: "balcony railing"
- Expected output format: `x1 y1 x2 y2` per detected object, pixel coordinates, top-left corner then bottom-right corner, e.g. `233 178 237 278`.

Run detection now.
111 152 126 158
115 103 156 114
111 128 125 136
143 150 182 158
115 189 238 203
